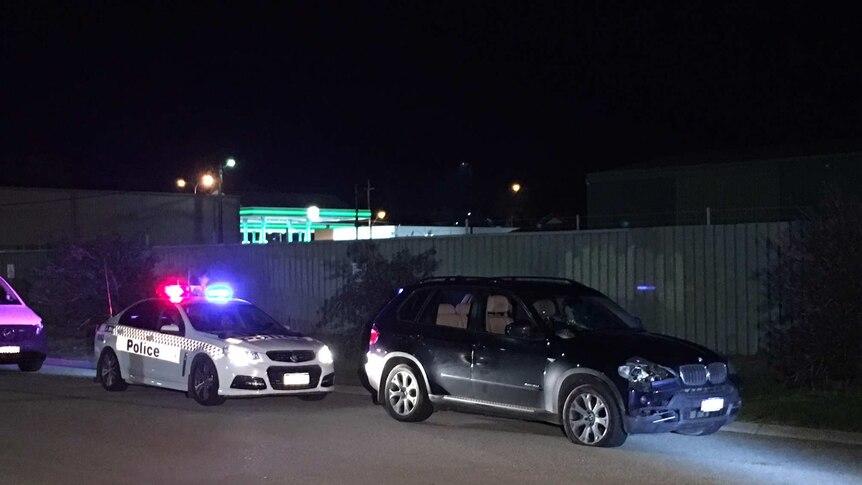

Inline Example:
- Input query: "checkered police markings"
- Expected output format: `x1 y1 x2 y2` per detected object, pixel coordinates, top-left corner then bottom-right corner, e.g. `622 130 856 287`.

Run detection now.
113 326 224 360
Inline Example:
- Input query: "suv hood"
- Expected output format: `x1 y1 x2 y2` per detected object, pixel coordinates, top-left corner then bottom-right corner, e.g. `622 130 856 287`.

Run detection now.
0 304 41 326
566 330 723 367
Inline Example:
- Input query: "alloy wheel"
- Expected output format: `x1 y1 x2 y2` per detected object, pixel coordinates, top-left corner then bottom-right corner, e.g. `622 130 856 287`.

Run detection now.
101 352 117 387
387 369 419 416
568 391 610 445
194 360 216 401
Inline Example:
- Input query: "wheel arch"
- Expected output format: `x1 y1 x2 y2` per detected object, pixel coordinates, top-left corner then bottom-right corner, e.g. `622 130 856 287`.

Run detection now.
96 345 128 380
375 352 433 404
550 368 628 432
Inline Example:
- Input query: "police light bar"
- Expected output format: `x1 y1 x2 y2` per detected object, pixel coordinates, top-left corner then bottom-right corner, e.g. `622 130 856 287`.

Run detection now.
163 285 185 303
205 284 233 303
157 280 190 303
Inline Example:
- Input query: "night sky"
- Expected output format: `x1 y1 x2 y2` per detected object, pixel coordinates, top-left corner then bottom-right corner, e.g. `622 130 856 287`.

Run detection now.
2 1 861 223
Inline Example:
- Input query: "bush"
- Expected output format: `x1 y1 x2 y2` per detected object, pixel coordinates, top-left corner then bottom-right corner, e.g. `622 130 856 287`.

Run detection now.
28 237 157 336
318 242 438 334
765 193 862 387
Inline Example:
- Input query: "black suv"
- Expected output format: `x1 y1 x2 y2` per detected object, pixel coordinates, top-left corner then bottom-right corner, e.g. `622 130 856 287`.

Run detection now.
361 277 740 447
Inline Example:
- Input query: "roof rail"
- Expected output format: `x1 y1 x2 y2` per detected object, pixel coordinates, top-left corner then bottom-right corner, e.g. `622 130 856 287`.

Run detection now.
416 276 493 284
492 276 578 285
416 276 578 285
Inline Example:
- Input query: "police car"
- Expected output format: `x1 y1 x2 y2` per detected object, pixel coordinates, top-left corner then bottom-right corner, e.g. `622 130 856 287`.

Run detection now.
94 282 335 405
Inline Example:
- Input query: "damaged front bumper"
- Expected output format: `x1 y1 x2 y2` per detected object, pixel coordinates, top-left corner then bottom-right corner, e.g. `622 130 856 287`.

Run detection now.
624 380 741 434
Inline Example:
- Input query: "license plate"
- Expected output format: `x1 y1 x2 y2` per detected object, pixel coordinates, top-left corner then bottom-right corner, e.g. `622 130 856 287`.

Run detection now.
700 397 725 412
0 346 20 354
283 372 310 386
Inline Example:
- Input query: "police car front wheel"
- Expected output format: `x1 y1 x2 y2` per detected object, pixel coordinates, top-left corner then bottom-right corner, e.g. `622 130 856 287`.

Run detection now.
97 349 128 392
188 356 226 406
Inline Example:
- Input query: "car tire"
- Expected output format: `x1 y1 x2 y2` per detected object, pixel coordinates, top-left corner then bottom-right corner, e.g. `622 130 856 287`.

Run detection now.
97 349 128 392
298 393 327 401
674 424 723 436
383 364 433 422
188 356 226 406
18 358 43 372
562 383 627 447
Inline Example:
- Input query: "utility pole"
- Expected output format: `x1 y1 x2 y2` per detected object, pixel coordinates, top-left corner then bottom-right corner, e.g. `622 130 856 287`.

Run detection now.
366 179 374 230
354 184 360 240
217 166 224 244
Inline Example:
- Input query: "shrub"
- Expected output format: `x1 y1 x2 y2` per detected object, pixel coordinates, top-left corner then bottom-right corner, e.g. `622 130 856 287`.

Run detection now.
28 237 157 336
318 242 438 334
765 193 862 387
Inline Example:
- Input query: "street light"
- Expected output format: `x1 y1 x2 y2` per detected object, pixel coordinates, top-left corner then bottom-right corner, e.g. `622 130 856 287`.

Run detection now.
176 178 187 189
307 205 321 222
225 157 236 169
195 173 215 194
376 210 386 221
511 182 522 193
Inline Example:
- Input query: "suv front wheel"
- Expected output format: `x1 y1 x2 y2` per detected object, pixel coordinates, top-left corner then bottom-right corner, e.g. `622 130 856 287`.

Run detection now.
383 364 433 422
562 383 627 447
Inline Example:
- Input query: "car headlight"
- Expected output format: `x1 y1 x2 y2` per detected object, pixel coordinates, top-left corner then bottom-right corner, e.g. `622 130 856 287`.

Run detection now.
618 357 674 390
226 345 261 366
317 345 334 365
36 321 44 335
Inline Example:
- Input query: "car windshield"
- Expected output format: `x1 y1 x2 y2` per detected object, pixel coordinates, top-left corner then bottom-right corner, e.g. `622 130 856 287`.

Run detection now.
522 288 642 332
182 301 293 336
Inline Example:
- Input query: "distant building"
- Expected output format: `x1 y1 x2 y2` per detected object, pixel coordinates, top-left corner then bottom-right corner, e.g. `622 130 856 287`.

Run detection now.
240 206 372 243
240 206 515 244
586 152 862 228
0 187 240 249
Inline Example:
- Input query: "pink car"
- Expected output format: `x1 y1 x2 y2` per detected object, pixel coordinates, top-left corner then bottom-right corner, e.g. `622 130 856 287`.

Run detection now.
0 276 46 371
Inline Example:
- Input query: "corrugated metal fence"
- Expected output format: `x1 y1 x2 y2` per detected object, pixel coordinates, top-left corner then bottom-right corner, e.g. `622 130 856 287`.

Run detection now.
149 222 786 356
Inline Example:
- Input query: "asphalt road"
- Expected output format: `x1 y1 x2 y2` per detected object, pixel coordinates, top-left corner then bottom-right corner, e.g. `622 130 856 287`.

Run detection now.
0 367 860 485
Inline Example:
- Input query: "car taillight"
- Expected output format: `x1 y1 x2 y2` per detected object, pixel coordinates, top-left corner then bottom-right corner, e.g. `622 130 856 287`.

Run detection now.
369 324 380 346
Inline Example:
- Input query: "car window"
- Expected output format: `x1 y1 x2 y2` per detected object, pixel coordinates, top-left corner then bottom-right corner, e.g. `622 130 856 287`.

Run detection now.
157 305 185 336
118 301 159 330
396 289 433 323
418 288 477 329
520 287 641 332
1 283 20 305
483 292 536 336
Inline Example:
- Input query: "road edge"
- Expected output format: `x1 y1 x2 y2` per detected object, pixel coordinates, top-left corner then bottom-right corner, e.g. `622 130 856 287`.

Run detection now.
41 357 862 446
720 421 862 446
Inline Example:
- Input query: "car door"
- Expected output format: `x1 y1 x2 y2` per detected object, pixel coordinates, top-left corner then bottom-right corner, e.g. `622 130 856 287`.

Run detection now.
471 289 549 409
115 301 159 382
411 286 479 398
150 303 187 385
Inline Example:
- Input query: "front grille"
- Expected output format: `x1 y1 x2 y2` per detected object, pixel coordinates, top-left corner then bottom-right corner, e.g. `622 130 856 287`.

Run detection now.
679 364 708 386
0 326 36 343
707 363 727 384
267 365 321 390
267 350 316 363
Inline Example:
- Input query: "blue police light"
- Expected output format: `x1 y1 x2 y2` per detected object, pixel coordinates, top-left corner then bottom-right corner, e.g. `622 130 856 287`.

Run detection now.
205 284 234 303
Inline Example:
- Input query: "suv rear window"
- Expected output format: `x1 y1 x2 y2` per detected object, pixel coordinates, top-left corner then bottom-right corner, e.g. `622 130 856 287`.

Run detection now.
397 289 432 322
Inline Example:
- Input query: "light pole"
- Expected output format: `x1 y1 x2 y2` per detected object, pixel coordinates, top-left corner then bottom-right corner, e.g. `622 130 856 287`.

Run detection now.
217 157 236 244
370 210 386 240
509 182 522 227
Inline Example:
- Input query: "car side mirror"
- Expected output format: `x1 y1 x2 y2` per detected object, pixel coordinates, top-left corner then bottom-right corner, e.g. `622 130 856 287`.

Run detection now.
160 323 180 334
505 320 537 339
